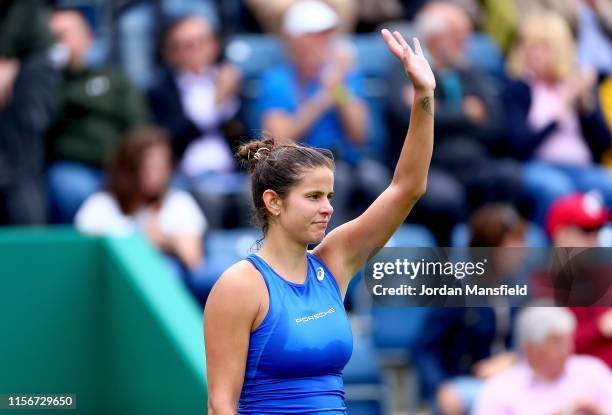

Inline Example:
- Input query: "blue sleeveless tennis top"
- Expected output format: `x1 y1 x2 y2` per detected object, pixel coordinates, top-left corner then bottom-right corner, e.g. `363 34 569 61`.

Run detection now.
239 253 353 414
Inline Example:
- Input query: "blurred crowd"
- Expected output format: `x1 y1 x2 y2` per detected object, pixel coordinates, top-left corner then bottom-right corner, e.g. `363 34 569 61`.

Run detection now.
1 0 612 413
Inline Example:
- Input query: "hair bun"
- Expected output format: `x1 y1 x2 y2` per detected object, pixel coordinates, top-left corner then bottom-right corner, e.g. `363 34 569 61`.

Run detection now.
237 137 276 171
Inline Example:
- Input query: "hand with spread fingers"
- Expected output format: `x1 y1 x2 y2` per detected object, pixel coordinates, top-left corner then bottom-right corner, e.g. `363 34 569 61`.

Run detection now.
381 28 436 94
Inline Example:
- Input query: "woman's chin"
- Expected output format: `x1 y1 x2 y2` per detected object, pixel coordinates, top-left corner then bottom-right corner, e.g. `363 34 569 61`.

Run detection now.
310 230 327 244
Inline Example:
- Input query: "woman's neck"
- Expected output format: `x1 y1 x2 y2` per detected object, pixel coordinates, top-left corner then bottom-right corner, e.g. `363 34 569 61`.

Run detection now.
258 225 309 282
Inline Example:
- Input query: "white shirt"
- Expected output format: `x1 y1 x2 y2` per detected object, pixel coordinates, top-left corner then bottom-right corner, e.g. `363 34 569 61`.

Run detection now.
176 68 239 176
528 80 592 165
75 190 207 237
474 355 612 415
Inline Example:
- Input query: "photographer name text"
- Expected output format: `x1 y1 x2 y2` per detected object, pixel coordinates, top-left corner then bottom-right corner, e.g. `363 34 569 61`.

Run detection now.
372 284 529 296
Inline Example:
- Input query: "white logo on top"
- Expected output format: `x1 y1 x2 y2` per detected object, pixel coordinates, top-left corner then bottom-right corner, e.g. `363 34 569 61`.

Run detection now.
295 307 336 323
317 267 325 281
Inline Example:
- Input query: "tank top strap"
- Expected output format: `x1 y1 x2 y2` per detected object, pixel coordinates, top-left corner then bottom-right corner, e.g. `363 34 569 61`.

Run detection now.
245 254 274 286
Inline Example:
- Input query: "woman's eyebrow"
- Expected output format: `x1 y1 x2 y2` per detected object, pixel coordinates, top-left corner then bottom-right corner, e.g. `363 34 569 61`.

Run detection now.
304 190 334 195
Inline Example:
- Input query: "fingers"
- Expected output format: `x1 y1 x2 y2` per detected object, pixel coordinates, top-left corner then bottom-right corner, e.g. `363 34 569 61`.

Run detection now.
382 29 425 66
380 29 404 59
381 28 397 46
392 31 411 53
413 37 424 56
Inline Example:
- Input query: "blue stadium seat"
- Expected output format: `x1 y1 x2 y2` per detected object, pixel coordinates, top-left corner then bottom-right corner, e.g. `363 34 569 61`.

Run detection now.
225 35 286 80
344 224 437 313
371 307 431 352
352 34 395 162
369 225 436 357
467 32 505 79
205 228 261 267
386 224 438 248
189 228 261 304
343 338 385 415
224 34 286 134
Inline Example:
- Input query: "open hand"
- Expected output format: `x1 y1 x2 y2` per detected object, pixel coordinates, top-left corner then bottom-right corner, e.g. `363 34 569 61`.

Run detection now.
215 63 241 105
381 29 435 93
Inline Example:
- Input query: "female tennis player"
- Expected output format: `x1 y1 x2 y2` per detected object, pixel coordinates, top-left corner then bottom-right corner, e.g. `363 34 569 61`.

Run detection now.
204 29 435 414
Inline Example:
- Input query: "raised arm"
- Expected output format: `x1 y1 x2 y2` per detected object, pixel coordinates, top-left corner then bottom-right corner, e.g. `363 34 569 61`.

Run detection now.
314 29 436 295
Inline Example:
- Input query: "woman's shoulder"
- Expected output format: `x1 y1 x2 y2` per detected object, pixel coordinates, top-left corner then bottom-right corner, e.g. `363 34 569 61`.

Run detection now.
207 260 267 309
159 189 208 233
74 191 132 235
163 188 198 206
76 191 122 219
82 190 118 207
205 260 268 332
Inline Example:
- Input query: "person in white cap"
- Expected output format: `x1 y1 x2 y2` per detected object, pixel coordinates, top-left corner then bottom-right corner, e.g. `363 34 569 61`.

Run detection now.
246 0 357 35
259 0 391 226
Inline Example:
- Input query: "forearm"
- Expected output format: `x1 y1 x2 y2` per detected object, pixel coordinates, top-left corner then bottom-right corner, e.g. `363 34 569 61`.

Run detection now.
391 89 434 195
152 233 202 270
171 236 203 270
265 94 330 141
337 95 368 145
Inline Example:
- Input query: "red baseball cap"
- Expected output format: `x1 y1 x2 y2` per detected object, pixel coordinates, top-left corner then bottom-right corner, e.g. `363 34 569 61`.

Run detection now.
546 192 610 238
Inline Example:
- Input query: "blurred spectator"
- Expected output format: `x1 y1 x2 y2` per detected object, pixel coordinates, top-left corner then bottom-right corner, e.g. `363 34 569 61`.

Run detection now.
481 0 582 63
469 203 528 248
415 307 517 415
115 0 219 89
246 0 357 35
46 8 149 223
387 1 523 244
75 126 207 281
479 0 518 53
148 14 247 229
474 307 612 415
515 0 580 33
414 204 527 414
578 0 612 75
0 0 62 224
530 192 612 308
504 12 612 225
259 0 390 226
571 307 612 369
545 191 609 247
149 16 240 171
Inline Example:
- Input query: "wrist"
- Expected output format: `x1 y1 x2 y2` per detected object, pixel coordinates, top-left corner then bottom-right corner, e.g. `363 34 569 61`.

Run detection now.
330 84 352 106
313 90 334 110
414 88 434 97
414 92 434 116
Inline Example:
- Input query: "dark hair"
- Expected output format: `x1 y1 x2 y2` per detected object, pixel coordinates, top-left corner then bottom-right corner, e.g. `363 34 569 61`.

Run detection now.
160 14 219 61
105 126 173 215
237 136 335 235
51 6 94 31
469 203 527 247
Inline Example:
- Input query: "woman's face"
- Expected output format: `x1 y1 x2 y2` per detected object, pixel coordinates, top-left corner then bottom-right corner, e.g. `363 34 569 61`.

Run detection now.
525 331 574 380
278 166 335 245
166 17 219 74
524 39 556 81
139 144 172 198
287 30 334 79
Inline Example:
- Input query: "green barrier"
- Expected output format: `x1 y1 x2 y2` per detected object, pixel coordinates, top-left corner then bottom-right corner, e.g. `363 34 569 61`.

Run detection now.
0 228 207 414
